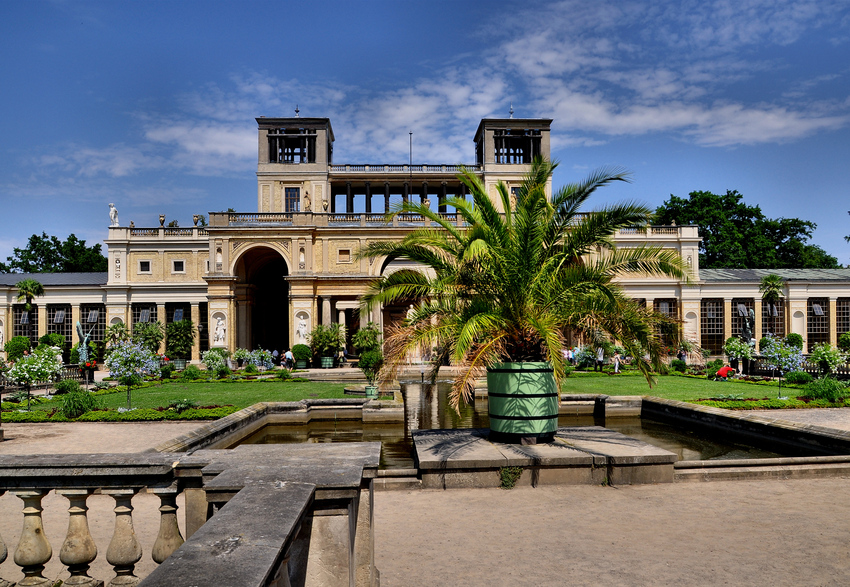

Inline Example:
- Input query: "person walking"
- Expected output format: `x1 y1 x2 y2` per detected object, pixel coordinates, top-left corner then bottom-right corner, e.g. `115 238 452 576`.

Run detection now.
595 347 604 372
272 349 280 366
613 351 621 374
284 348 294 369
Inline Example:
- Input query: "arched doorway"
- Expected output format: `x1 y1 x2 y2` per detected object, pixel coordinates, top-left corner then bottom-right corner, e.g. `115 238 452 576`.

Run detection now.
234 246 290 352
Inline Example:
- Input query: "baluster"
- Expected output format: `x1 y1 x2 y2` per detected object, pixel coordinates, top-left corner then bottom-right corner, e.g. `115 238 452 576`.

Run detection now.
57 489 101 587
0 491 13 587
12 489 53 587
103 489 142 587
150 488 184 564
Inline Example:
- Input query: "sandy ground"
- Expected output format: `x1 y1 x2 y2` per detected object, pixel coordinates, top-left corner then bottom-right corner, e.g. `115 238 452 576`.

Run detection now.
2 413 850 585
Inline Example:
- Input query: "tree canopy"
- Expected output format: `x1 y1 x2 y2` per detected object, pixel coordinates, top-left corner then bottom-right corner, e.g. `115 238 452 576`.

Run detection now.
0 232 108 273
655 190 839 269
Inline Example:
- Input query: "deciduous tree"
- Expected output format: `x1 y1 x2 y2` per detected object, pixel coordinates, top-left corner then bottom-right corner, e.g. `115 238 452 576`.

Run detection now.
0 233 108 273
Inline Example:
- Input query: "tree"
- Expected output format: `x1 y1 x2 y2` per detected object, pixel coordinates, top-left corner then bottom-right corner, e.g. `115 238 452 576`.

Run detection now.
165 319 195 359
759 274 786 336
655 191 838 269
360 157 690 412
132 321 165 354
105 340 160 409
15 278 44 343
0 233 108 273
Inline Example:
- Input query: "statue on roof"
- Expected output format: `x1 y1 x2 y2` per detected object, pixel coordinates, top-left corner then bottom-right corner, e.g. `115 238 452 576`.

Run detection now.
109 203 119 227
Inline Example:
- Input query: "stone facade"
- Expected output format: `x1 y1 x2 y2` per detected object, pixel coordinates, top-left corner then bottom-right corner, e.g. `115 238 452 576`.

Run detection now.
2 116 850 362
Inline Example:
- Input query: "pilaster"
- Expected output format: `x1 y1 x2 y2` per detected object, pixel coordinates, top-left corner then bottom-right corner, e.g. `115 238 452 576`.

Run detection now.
157 304 166 354
830 298 838 346
71 305 81 345
37 304 47 340
723 299 733 344
190 303 200 362
754 300 763 342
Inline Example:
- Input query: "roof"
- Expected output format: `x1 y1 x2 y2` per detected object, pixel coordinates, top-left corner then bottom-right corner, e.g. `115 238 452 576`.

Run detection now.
0 273 108 287
701 268 850 283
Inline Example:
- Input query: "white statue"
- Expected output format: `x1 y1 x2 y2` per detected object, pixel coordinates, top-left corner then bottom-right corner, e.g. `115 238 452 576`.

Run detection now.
296 319 308 343
214 316 226 343
0 324 4 347
109 203 119 227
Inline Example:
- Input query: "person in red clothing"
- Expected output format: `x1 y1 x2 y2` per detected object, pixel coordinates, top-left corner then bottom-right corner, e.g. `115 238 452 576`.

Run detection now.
716 365 736 380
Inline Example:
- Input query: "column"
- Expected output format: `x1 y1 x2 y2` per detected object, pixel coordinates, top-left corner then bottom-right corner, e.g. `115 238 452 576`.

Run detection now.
71 305 81 345
346 182 353 213
322 297 332 326
190 303 201 362
37 305 47 340
384 182 391 213
364 182 372 215
330 187 336 214
157 304 166 354
403 182 409 204
754 299 763 342
830 298 838 346
420 181 428 205
439 182 447 214
338 309 345 326
723 299 733 344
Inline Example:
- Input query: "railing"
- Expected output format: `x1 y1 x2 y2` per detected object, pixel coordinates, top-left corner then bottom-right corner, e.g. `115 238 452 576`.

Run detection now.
615 225 681 237
228 213 293 225
0 440 381 586
745 357 850 380
329 163 480 173
124 227 208 239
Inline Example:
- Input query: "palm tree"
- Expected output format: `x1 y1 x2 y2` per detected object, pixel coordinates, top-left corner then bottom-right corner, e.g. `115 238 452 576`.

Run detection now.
359 158 691 422
759 274 786 337
15 278 44 344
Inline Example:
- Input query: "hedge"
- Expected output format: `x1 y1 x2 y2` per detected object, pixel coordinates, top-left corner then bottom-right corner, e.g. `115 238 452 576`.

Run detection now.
1 406 239 423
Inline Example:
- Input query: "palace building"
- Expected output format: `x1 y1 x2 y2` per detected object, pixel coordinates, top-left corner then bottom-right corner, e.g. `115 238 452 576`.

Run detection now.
2 115 850 362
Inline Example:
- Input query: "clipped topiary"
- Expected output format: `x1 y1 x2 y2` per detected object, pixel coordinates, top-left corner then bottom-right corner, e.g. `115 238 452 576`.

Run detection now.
4 336 31 362
785 333 804 349
784 371 813 385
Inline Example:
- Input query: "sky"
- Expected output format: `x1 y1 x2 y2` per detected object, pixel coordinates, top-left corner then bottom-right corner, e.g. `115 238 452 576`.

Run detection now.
1 0 850 265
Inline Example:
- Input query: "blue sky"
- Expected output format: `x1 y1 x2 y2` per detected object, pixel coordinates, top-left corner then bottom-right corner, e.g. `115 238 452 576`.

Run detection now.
2 0 849 265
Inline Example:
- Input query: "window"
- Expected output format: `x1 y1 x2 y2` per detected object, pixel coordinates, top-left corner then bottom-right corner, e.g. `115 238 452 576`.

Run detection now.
285 187 300 213
807 297 829 351
166 303 190 323
53 309 66 323
139 309 150 323
268 127 317 164
172 260 185 273
654 299 678 347
838 299 850 339
731 298 754 340
132 303 157 325
762 298 785 337
173 308 184 321
492 128 542 164
13 305 38 345
80 304 106 342
700 299 724 354
338 249 351 263
139 260 151 273
48 304 71 342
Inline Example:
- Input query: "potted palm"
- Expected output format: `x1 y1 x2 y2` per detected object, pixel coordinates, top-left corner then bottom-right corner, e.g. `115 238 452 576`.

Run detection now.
360 158 689 443
308 324 344 368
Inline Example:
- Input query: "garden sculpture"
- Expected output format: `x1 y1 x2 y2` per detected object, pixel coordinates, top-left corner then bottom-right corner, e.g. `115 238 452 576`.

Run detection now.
76 321 94 363
109 203 119 227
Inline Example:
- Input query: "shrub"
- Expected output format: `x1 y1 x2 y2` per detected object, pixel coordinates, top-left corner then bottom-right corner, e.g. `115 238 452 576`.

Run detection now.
214 364 231 379
93 381 111 390
4 336 31 362
670 359 687 373
803 377 849 402
784 371 813 385
706 358 724 374
233 348 251 362
839 332 850 353
181 364 203 381
61 391 101 418
277 368 292 380
808 343 847 377
165 319 195 359
104 340 160 409
202 348 230 372
160 362 176 379
39 333 66 349
785 333 804 349
292 344 311 362
244 363 258 374
357 349 383 385
758 337 772 352
352 322 382 354
308 324 344 358
132 321 165 354
248 349 274 369
168 398 199 413
54 379 82 395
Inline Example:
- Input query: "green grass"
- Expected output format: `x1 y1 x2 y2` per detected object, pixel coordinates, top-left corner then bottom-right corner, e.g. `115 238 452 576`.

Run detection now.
561 371 799 402
21 379 349 412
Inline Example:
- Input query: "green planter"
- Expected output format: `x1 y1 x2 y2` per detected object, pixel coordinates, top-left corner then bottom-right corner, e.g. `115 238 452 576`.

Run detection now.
487 362 558 444
295 360 307 370
365 385 378 398
320 356 334 369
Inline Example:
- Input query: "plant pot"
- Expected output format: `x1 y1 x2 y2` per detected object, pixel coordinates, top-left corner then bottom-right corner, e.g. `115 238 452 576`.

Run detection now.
172 359 187 370
320 356 334 369
296 360 307 370
365 384 378 398
487 361 559 444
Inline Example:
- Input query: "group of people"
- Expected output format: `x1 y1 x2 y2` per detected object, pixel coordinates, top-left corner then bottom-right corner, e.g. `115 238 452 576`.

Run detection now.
271 348 295 369
561 346 623 374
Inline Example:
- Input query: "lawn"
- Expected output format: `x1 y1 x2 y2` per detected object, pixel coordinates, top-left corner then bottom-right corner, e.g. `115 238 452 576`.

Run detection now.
28 379 349 412
561 371 788 402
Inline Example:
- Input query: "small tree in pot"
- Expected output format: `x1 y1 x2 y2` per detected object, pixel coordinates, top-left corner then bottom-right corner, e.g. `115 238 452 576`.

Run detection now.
292 344 312 369
358 349 383 397
307 324 344 368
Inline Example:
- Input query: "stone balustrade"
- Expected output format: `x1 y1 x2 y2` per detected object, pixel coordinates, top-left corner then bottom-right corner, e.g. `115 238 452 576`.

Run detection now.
0 443 381 587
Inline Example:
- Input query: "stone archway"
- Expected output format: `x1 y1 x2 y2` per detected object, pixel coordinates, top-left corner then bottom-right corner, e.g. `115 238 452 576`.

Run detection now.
233 245 290 352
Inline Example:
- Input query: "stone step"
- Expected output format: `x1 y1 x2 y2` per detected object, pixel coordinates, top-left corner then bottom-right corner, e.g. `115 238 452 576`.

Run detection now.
373 476 422 491
675 462 850 482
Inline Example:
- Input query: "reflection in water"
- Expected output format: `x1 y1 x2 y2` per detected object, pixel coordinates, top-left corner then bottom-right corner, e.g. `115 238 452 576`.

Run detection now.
237 383 784 468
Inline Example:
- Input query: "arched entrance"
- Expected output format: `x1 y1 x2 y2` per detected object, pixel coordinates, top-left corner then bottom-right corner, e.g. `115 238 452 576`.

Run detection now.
234 246 290 352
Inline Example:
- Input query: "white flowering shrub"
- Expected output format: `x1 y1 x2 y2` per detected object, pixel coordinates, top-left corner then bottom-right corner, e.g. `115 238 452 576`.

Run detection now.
724 337 755 361
202 349 228 372
808 343 848 376
8 346 63 386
